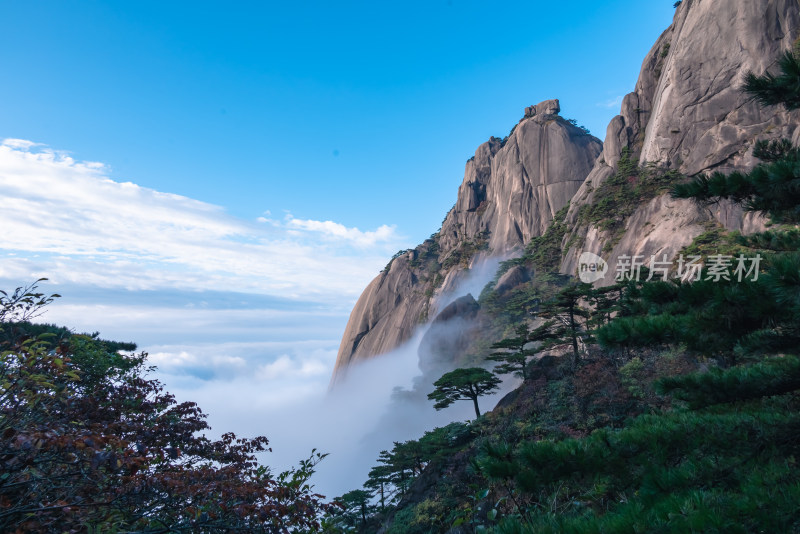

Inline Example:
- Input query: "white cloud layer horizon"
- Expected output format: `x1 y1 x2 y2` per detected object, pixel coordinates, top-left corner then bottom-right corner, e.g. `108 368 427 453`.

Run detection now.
0 137 420 496
0 138 408 300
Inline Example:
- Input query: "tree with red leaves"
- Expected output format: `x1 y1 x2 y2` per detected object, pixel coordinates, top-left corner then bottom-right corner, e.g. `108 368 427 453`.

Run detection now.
0 280 332 533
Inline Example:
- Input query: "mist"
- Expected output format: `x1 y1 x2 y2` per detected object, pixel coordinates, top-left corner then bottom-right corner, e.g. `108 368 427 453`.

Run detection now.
243 255 519 499
433 254 506 313
31 255 519 501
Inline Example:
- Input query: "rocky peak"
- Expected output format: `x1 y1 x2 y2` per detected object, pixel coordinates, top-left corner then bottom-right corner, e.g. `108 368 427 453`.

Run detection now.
524 99 560 119
439 99 602 256
640 0 800 174
330 100 601 385
561 0 800 278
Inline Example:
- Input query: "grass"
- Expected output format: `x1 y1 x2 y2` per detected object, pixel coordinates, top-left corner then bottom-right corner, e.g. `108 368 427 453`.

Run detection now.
577 150 682 246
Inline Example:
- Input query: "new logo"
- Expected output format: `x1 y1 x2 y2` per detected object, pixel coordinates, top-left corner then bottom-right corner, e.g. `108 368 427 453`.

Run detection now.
578 252 608 283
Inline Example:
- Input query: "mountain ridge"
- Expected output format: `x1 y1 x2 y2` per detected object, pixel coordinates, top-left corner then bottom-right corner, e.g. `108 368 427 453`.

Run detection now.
331 102 602 385
331 0 800 386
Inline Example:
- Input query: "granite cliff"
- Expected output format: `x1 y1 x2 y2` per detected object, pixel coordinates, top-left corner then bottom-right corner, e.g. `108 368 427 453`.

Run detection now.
331 0 800 386
561 0 800 277
331 102 602 385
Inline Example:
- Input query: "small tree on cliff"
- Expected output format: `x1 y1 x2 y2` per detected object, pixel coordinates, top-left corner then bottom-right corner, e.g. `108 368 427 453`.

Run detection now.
335 489 373 528
428 367 501 419
537 281 593 366
365 464 392 511
487 324 538 380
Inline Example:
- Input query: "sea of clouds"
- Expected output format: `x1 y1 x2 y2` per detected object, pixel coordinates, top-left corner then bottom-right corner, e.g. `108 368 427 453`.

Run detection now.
0 138 515 498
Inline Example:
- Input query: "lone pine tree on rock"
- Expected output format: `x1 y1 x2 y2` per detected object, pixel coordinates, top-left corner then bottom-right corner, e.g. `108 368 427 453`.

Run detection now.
427 367 501 419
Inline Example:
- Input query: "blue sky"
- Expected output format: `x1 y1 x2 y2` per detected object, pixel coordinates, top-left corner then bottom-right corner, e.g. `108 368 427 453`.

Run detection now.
0 1 677 496
1 1 676 241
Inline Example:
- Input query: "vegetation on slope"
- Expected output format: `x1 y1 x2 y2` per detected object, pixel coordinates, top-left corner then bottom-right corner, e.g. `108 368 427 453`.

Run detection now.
327 46 800 534
0 281 333 533
575 150 682 252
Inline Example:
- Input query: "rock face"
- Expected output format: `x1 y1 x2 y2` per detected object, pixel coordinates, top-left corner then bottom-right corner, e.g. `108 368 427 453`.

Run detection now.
493 265 531 297
332 0 800 385
330 102 602 385
561 0 800 277
640 0 800 175
416 294 480 377
331 250 430 379
439 100 602 255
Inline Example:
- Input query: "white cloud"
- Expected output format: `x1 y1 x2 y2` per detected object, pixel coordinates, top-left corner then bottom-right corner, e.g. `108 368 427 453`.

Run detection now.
37 300 349 347
598 95 624 109
0 138 442 500
286 217 398 248
2 138 42 150
0 139 409 300
148 350 247 371
256 354 329 381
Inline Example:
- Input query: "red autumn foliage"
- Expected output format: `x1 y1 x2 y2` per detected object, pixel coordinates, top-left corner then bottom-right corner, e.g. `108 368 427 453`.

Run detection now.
0 282 332 533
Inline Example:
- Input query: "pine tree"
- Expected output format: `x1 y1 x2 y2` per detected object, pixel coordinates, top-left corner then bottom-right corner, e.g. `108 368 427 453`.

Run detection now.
536 282 593 366
335 489 373 528
364 464 392 512
427 367 501 418
743 50 800 110
487 324 538 380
